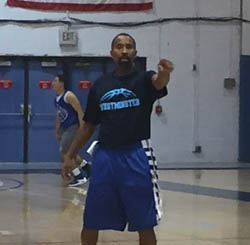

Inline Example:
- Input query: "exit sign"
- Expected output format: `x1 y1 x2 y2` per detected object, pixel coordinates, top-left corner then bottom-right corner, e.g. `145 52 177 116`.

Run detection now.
59 30 78 46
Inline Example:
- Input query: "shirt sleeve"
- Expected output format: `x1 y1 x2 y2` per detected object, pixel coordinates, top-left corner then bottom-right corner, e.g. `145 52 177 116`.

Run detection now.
146 70 168 102
83 84 100 125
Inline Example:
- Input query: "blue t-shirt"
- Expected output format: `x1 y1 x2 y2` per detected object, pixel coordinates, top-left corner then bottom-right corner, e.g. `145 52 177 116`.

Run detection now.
55 91 78 128
83 70 167 148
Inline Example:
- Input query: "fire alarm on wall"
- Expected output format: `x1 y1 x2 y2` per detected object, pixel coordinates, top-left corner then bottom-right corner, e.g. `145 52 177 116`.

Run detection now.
155 100 163 115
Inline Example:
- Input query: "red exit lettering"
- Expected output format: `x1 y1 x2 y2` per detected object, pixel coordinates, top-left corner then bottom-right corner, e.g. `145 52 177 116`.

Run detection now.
79 80 92 90
39 80 51 89
0 80 12 89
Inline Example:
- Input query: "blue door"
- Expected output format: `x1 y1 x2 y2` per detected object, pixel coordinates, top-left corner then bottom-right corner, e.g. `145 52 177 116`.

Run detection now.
0 59 24 162
239 55 250 162
1 57 141 163
28 60 63 162
67 60 104 161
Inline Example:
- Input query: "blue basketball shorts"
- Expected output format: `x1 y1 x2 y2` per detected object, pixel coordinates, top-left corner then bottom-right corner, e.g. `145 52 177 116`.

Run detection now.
83 140 162 232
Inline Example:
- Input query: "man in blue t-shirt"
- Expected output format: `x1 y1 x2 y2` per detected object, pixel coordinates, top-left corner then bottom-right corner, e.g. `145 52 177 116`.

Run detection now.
62 33 174 245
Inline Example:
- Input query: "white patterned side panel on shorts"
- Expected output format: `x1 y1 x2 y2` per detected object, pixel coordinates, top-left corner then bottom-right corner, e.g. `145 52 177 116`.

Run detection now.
141 139 163 222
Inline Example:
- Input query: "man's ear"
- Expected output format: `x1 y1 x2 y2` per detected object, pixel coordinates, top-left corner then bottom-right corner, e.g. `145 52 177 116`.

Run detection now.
132 50 137 59
110 50 113 57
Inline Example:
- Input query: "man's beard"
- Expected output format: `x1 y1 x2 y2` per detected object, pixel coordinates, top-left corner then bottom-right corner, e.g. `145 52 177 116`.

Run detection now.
118 57 133 72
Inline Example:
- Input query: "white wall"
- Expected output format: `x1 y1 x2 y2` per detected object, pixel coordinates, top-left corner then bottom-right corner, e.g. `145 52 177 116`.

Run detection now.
0 0 241 165
243 0 250 55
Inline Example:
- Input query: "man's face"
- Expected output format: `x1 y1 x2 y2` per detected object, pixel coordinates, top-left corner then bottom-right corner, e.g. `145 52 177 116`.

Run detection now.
110 35 137 71
52 76 63 92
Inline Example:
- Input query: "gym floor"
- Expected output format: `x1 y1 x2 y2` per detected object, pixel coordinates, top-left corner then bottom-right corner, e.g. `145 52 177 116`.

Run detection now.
1 169 250 244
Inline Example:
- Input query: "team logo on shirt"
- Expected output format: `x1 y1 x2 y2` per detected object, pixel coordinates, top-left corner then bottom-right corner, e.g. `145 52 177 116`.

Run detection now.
99 88 140 111
56 105 68 122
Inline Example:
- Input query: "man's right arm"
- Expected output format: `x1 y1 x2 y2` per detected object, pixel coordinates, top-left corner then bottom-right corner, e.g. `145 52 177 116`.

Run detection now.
62 121 96 181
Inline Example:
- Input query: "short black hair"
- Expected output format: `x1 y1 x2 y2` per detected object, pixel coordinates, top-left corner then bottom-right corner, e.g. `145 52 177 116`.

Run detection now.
57 74 68 90
111 33 136 49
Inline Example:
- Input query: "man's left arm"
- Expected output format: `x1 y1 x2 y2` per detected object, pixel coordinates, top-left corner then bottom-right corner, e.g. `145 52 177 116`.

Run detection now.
152 58 174 90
